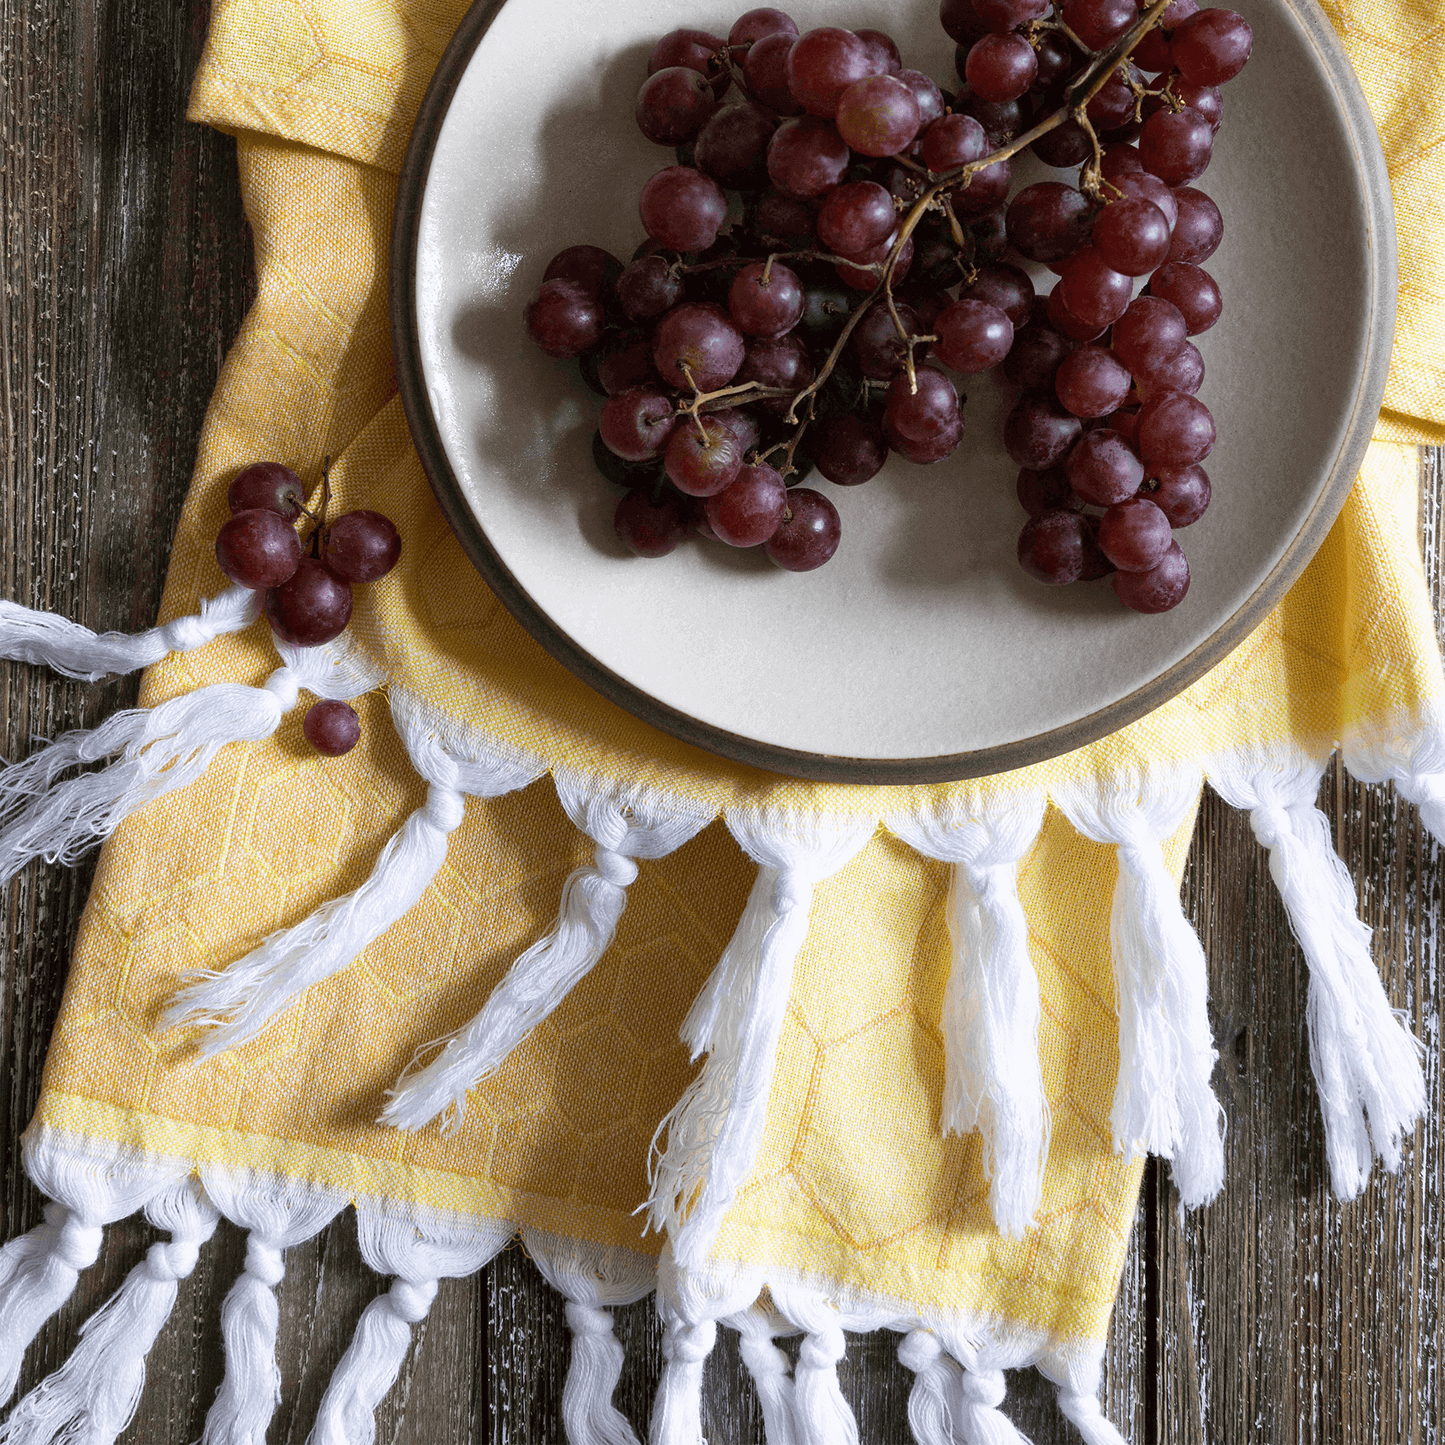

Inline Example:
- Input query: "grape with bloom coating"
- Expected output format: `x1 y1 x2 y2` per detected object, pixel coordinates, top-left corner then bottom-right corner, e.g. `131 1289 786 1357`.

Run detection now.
1168 187 1224 263
216 509 303 589
1016 466 1083 518
1055 248 1133 330
1138 107 1214 187
542 245 621 297
636 67 717 146
1171 7 1253 86
1065 428 1144 504
324 510 401 582
304 700 361 756
1149 463 1211 526
265 558 352 646
1111 296 1188 376
729 7 798 48
1098 496 1172 571
765 488 841 570
736 333 815 409
1005 183 1096 263
706 461 789 544
811 413 888 484
959 262 1033 325
599 386 679 460
835 73 921 156
1092 197 1172 276
744 31 804 112
817 181 897 257
694 103 777 189
1149 262 1222 334
1113 540 1190 612
767 116 851 197
1005 395 1082 470
1018 509 1087 584
649 28 730 98
964 33 1038 104
1138 391 1216 466
616 256 681 321
885 365 960 441
1054 345 1132 418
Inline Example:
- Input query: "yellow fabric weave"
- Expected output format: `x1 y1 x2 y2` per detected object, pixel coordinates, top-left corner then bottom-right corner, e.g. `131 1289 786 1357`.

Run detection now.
27 0 1445 1358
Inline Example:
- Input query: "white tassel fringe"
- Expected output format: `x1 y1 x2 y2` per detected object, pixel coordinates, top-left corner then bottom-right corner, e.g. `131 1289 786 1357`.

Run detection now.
164 695 541 1056
648 811 876 1270
381 776 710 1133
766 1282 858 1445
308 1208 511 1445
524 1231 656 1445
890 795 1050 1239
0 1178 219 1445
896 1330 960 1445
1056 766 1224 1207
198 1170 345 1445
1341 706 1445 843
1209 750 1426 1198
0 1142 182 1403
0 587 258 682
0 639 378 887
724 1303 798 1445
651 1249 763 1445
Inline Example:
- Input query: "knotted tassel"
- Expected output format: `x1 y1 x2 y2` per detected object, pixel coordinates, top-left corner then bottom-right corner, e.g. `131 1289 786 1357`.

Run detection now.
382 776 710 1132
199 1172 344 1445
0 1135 183 1402
765 1282 858 1445
1209 750 1426 1198
890 795 1050 1238
895 1330 959 1445
648 811 877 1269
1056 766 1224 1207
951 1367 1026 1445
1055 1386 1126 1445
164 695 541 1055
523 1230 656 1445
726 1304 798 1445
0 585 258 682
0 637 379 886
0 1207 105 1404
0 1178 219 1445
1342 706 1445 842
309 1208 510 1445
651 1248 763 1445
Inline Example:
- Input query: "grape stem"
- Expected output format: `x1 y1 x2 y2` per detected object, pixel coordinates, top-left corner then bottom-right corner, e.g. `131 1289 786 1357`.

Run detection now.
781 0 1175 425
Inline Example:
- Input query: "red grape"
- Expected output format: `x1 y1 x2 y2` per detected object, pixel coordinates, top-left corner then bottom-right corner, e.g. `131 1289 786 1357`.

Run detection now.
615 488 689 557
1111 295 1188 376
616 255 681 321
1092 197 1172 276
1065 428 1144 504
228 462 304 520
649 29 730 99
265 558 352 646
835 74 921 156
1137 391 1216 466
1055 345 1133 418
745 32 805 113
636 68 717 146
885 365 960 441
1168 187 1224 264
1097 496 1172 571
694 103 777 189
1006 183 1096 263
1112 540 1190 611
1060 0 1135 50
1016 466 1084 518
767 116 851 197
542 245 622 298
1005 395 1083 470
525 279 604 359
728 261 805 337
729 8 799 49
1171 8 1253 86
934 298 1013 374
849 301 921 379
964 34 1038 105
665 415 743 496
1149 463 1211 526
216 509 303 589
1018 509 1087 584
816 181 897 257
736 333 815 410
1149 262 1222 334
599 386 679 460
787 27 878 117
706 461 789 544
1001 323 1074 392
1135 340 1204 401
810 414 888 485
639 166 728 252
324 511 401 582
304 700 361 756
1138 107 1214 187
653 302 746 391
765 488 841 570
959 262 1034 326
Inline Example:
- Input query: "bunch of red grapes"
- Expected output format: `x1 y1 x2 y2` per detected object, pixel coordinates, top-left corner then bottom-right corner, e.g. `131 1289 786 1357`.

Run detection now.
522 0 1251 608
214 462 402 754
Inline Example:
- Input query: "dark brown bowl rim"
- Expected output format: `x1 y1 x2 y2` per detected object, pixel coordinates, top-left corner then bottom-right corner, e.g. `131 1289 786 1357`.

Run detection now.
389 0 1397 785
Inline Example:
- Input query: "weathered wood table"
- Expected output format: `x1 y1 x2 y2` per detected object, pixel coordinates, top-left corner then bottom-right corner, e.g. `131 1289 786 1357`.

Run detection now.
3 0 1441 1439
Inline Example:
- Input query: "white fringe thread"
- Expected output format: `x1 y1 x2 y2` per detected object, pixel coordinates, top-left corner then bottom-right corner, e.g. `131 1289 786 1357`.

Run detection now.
1208 749 1426 1199
308 1208 512 1445
1056 765 1225 1208
0 637 379 888
889 795 1050 1239
523 1230 657 1445
765 1280 863 1445
196 1168 346 1445
0 1145 183 1404
647 811 876 1272
163 692 543 1056
381 775 711 1133
722 1301 799 1445
0 1177 219 1445
0 587 258 682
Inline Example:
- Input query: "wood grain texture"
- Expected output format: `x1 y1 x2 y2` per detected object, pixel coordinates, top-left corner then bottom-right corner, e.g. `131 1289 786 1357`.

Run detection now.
0 0 1441 1440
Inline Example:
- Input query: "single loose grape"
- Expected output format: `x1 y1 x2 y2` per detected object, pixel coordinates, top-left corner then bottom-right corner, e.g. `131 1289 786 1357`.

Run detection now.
228 462 305 520
216 509 303 589
264 558 353 646
324 510 401 582
764 488 842 570
304 700 361 756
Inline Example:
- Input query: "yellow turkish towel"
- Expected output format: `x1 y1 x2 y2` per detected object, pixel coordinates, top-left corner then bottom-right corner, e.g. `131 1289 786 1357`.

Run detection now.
4 0 1445 1441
